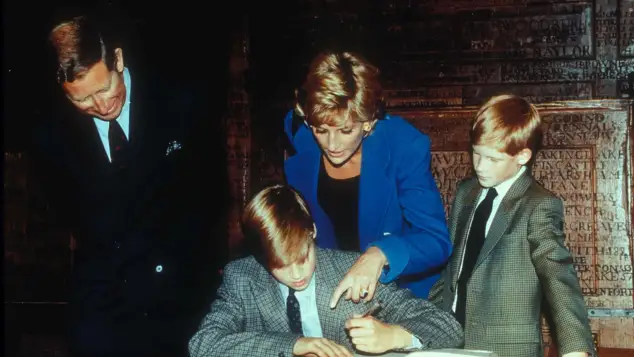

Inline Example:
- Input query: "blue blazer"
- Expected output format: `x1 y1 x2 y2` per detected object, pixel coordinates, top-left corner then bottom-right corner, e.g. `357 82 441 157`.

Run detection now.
283 111 451 297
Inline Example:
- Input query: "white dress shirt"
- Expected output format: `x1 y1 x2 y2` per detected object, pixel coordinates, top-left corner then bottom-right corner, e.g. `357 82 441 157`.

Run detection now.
278 275 423 349
278 274 324 338
93 67 132 162
452 166 527 312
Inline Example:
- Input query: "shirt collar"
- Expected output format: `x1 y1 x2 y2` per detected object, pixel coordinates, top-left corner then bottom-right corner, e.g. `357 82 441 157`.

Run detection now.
488 165 526 200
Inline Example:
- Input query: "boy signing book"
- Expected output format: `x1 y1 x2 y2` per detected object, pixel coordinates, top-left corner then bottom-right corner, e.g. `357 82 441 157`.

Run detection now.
190 185 463 357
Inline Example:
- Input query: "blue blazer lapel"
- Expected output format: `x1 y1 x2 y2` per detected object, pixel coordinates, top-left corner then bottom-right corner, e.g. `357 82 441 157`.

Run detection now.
358 128 394 249
285 151 337 249
284 151 319 202
285 120 395 251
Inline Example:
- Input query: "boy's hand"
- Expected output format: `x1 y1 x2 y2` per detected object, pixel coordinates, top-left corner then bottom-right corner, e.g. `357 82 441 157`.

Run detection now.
345 315 411 353
292 337 353 357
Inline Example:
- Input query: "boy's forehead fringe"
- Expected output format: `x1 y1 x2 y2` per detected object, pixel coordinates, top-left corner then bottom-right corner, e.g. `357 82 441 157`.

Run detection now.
270 238 313 269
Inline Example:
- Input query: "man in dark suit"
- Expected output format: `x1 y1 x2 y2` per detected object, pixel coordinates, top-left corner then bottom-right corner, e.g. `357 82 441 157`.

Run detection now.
29 9 227 357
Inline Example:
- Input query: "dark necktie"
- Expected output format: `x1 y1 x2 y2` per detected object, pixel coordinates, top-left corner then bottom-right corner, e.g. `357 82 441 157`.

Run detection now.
287 288 303 335
108 120 129 167
455 188 498 326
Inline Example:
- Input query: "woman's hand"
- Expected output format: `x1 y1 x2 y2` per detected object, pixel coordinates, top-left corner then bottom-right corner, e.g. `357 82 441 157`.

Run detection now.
329 247 387 308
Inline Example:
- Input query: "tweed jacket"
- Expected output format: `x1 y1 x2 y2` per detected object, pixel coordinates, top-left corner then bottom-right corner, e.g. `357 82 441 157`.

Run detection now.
190 248 463 357
428 172 595 357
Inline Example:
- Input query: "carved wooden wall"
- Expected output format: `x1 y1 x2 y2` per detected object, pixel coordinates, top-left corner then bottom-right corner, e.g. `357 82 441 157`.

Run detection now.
249 0 634 182
225 17 253 258
4 152 72 356
382 0 634 106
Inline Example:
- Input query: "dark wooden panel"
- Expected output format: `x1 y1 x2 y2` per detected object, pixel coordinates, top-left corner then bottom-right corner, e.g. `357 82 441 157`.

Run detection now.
4 153 72 303
385 1 594 61
4 303 69 357
248 0 634 112
599 348 634 356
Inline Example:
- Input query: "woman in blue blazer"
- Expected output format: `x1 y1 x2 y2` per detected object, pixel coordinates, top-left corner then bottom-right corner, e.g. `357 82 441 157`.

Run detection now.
283 51 451 302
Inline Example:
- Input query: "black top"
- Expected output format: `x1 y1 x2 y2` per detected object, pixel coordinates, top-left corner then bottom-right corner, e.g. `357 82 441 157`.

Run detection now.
317 159 361 252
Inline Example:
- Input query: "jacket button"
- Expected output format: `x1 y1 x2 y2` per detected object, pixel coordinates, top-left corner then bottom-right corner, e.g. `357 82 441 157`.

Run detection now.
113 240 121 249
155 265 163 273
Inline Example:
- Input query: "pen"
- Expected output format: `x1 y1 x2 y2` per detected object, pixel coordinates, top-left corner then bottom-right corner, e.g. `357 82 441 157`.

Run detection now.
361 300 384 318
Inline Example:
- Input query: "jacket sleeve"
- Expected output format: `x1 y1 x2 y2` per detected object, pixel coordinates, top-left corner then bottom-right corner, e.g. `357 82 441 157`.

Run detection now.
427 270 447 308
283 109 317 156
374 279 464 350
188 262 301 357
528 196 595 356
371 134 452 281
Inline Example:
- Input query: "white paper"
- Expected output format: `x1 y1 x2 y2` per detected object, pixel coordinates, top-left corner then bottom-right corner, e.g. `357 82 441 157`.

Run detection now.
406 349 498 357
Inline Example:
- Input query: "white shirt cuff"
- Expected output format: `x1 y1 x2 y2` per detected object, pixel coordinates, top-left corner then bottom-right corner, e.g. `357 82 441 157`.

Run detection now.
406 334 424 350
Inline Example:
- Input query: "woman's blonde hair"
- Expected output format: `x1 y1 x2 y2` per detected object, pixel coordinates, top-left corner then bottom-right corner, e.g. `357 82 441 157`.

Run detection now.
295 51 384 127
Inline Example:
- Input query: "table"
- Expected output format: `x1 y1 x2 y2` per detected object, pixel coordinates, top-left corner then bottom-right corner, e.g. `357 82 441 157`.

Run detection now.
354 349 498 357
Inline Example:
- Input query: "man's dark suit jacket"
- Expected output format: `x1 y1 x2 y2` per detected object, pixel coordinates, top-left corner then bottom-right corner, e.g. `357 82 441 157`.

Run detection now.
29 68 227 357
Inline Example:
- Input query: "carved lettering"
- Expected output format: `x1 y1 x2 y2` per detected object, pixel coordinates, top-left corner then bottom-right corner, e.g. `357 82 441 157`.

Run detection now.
582 287 634 296
619 2 634 56
462 83 592 105
581 264 633 282
502 60 634 83
431 151 472 213
393 2 593 61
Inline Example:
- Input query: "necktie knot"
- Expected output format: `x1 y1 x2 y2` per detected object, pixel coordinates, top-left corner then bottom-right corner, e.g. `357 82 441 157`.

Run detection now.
485 188 498 202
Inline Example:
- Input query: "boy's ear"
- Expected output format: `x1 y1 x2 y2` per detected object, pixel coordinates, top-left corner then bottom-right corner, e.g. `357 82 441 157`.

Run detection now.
517 148 533 165
311 223 317 240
